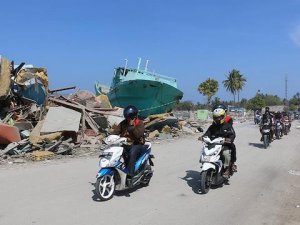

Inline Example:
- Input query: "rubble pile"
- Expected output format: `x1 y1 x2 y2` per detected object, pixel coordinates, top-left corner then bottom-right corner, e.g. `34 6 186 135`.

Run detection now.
0 56 203 165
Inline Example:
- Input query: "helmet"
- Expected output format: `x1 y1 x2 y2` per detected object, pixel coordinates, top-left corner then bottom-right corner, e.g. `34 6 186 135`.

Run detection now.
123 105 138 119
212 104 227 112
265 107 270 113
212 108 226 124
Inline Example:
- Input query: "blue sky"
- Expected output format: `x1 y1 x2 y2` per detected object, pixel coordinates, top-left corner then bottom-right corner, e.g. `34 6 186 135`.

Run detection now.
1 0 300 103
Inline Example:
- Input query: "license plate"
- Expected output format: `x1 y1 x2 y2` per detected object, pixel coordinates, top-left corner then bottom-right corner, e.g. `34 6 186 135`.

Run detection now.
203 156 211 161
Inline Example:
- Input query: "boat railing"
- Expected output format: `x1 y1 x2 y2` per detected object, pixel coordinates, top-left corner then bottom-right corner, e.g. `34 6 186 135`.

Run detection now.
124 68 177 83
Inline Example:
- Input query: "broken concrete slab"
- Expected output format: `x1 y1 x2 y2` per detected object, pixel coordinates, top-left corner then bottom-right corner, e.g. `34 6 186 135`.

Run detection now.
40 107 81 134
29 120 63 144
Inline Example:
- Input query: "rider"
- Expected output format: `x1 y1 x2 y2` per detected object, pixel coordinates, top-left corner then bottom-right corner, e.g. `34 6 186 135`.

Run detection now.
113 105 145 187
212 104 237 172
274 111 283 137
212 103 233 125
281 111 291 132
202 106 236 178
260 106 274 141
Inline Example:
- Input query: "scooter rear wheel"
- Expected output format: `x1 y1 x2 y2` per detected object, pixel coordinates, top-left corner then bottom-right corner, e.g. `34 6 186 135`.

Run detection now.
140 165 153 187
95 175 115 201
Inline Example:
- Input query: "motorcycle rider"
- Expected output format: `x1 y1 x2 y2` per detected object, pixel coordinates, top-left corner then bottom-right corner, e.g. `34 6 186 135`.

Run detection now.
113 105 145 187
274 111 283 137
260 106 274 141
281 111 291 133
201 106 236 178
211 104 237 173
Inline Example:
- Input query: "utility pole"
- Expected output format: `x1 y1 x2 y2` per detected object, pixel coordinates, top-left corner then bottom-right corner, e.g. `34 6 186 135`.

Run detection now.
285 75 288 111
285 75 288 101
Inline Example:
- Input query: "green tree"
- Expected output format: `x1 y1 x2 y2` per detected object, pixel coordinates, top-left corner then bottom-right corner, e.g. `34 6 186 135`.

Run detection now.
263 94 282 106
198 78 219 105
240 98 248 108
211 96 221 106
289 92 300 106
246 94 266 110
223 69 246 105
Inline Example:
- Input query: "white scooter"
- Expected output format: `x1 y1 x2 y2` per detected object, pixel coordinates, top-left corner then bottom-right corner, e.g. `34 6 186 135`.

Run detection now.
198 136 233 194
95 135 154 201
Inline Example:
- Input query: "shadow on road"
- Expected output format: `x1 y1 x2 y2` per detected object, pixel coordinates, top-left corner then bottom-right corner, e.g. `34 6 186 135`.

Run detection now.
181 170 200 194
248 142 266 149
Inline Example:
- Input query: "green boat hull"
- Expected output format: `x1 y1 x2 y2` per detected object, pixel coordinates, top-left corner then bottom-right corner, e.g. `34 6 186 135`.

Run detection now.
108 79 183 117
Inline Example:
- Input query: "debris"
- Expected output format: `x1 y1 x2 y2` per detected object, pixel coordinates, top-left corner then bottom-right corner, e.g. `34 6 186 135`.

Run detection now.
148 130 160 140
288 170 300 176
0 123 21 144
40 106 81 134
0 56 12 100
27 150 55 161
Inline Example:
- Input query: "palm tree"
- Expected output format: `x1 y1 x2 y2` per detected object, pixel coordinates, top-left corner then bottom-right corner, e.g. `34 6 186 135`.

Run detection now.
223 69 247 105
236 73 247 103
223 70 238 104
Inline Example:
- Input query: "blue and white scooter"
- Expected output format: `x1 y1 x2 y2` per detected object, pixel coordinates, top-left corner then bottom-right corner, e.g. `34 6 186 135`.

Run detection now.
95 135 154 201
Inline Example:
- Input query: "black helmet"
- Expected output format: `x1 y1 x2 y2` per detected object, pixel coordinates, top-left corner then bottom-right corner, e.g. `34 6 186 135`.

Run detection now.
123 105 138 119
265 106 270 112
212 103 227 112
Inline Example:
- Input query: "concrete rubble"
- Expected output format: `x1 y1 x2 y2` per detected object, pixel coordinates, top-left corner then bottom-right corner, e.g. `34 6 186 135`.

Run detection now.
0 55 206 165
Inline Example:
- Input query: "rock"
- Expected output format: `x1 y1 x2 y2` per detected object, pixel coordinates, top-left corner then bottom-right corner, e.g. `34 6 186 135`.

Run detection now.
162 125 172 134
182 126 195 134
148 130 160 139
13 159 26 164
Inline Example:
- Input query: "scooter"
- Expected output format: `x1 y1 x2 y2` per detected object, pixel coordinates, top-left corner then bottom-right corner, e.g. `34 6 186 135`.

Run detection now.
261 123 271 149
282 117 290 135
95 135 154 201
275 119 282 139
198 136 233 194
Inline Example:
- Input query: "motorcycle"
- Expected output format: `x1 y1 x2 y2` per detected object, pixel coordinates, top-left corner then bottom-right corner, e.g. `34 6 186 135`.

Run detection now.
275 119 282 139
282 117 290 135
261 123 271 149
198 136 233 194
95 135 154 201
254 114 262 125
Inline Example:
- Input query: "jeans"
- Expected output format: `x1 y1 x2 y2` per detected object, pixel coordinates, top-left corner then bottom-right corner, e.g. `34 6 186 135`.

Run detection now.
127 144 144 177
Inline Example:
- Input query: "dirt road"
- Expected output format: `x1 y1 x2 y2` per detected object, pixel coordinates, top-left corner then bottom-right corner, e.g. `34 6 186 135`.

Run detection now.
0 121 300 225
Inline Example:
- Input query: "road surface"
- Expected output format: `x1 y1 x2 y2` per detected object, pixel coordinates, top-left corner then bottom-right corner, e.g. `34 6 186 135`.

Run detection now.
0 121 300 225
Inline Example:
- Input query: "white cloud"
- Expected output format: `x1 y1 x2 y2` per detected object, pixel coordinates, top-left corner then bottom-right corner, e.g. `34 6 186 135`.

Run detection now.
290 24 300 47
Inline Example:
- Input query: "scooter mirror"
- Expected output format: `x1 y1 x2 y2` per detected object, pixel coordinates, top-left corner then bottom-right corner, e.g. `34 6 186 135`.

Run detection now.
197 127 203 132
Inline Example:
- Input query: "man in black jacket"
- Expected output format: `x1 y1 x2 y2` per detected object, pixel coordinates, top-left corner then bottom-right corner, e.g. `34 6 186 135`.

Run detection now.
202 106 236 177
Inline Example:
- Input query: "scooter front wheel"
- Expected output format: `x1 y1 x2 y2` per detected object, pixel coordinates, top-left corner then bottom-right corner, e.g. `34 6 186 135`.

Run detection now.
199 170 211 194
263 135 269 149
95 175 115 201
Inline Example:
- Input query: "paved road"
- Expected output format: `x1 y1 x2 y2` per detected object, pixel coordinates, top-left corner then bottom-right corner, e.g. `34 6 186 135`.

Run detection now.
0 121 300 225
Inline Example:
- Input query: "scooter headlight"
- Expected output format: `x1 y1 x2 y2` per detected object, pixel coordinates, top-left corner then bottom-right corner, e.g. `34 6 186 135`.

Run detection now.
99 152 113 167
99 158 110 167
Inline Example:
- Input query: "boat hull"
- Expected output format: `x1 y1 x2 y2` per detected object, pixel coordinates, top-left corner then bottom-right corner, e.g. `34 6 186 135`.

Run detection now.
108 79 183 117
